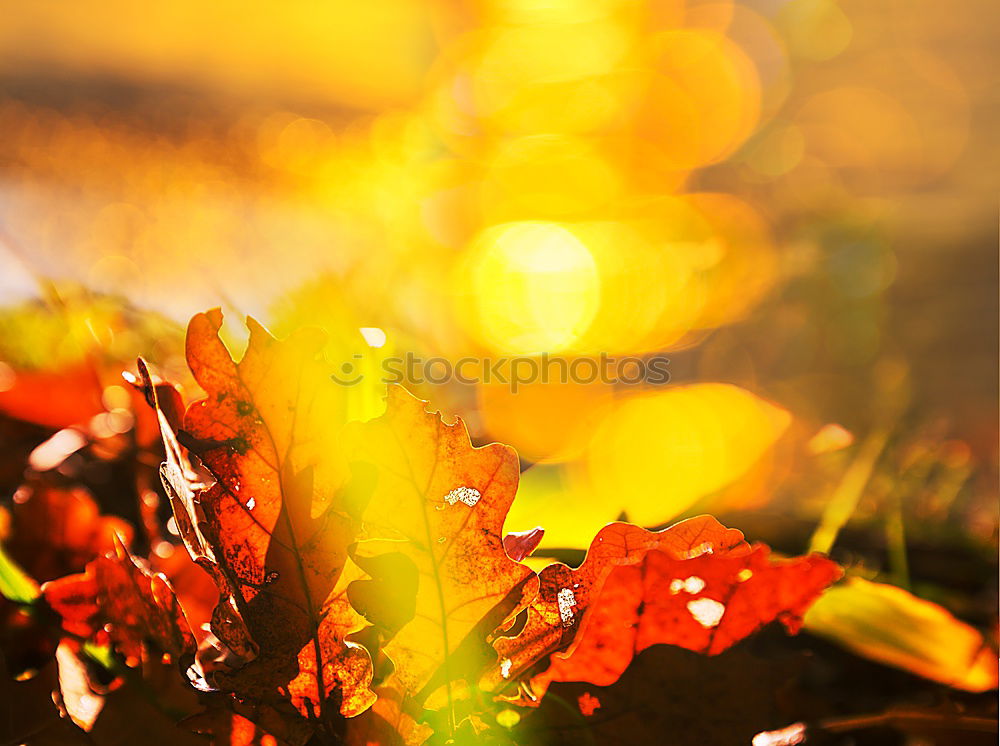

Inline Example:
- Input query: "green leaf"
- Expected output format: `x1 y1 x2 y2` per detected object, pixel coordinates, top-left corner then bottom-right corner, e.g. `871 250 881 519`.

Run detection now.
0 544 40 604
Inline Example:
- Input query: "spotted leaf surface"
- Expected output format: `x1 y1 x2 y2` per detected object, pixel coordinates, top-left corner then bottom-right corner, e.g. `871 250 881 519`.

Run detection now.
159 310 374 721
486 516 747 699
42 535 195 664
343 386 538 714
537 542 841 692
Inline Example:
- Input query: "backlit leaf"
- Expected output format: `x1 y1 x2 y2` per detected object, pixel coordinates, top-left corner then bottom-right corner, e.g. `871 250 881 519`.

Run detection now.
153 310 376 721
537 540 841 690
486 517 746 699
487 516 840 700
0 543 39 604
343 386 538 716
42 534 195 664
803 577 999 692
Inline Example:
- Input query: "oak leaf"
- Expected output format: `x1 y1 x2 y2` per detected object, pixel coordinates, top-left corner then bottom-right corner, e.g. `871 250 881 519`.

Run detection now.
151 310 375 724
487 517 839 701
41 534 196 665
485 518 743 697
537 540 842 690
342 386 538 717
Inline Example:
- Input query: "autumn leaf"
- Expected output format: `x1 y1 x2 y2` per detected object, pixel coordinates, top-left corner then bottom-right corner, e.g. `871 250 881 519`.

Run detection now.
41 534 196 665
804 577 999 692
341 385 538 718
487 516 840 701
485 517 744 698
536 540 841 691
151 309 375 724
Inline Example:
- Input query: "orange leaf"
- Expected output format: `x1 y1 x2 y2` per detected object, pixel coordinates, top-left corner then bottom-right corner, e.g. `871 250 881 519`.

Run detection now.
42 535 195 664
152 310 375 721
487 517 840 701
486 517 744 698
539 542 841 690
342 386 538 716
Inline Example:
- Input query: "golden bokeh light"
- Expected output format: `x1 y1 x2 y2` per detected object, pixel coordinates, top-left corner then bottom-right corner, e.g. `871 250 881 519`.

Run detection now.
478 377 614 464
0 0 992 563
569 219 701 354
481 135 623 220
635 29 761 170
583 384 791 525
776 0 853 63
462 20 635 135
456 221 601 354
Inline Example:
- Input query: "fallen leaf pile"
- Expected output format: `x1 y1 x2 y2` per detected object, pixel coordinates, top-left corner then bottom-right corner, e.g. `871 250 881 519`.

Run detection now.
4 309 989 745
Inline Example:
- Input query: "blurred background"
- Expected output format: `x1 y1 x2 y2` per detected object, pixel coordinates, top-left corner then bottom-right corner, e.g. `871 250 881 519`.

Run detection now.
0 0 996 608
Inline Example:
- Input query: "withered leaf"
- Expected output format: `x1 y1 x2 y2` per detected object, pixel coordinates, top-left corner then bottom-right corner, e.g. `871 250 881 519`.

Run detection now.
343 386 537 716
486 517 743 698
152 310 374 722
42 534 195 664
537 541 842 691
487 517 839 701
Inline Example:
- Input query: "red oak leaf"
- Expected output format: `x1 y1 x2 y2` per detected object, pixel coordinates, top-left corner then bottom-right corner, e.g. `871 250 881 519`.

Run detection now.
485 517 745 698
486 517 839 702
150 310 375 725
42 534 195 664
538 542 842 690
